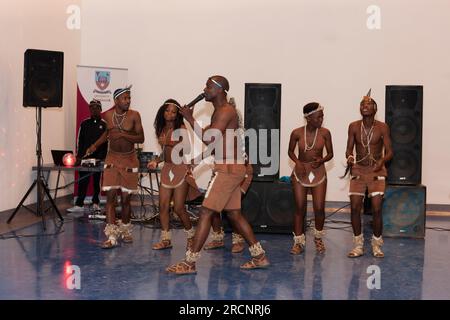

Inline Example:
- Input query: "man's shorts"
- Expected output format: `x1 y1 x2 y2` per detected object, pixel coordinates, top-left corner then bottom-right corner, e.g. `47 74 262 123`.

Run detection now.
239 163 253 194
202 163 246 212
102 150 139 194
349 164 386 198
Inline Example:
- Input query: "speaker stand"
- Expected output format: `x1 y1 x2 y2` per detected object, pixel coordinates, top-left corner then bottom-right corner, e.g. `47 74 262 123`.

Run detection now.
7 107 63 230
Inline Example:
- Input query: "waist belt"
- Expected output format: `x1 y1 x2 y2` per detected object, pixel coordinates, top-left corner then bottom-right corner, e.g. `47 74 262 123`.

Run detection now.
104 164 139 173
351 175 386 181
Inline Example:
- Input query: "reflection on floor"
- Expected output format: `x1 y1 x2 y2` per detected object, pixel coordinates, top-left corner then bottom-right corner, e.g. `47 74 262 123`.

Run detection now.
0 207 449 300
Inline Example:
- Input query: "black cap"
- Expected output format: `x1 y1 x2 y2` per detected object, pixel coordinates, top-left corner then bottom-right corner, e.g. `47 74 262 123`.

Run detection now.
89 99 102 108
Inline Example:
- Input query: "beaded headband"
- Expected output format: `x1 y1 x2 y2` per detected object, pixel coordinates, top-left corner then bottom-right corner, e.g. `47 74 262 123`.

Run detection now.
113 85 132 99
304 104 324 117
210 78 228 93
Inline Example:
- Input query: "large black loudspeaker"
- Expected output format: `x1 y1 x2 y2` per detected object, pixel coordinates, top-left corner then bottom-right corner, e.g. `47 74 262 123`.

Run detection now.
238 181 294 233
23 49 64 107
244 83 281 182
382 184 426 238
385 85 423 184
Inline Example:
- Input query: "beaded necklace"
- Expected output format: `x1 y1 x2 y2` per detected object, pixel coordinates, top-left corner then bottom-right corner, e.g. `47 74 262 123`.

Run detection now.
304 126 319 152
113 111 127 131
356 121 376 164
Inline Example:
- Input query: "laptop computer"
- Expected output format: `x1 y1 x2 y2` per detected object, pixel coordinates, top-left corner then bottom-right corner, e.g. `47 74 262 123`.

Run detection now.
51 150 73 166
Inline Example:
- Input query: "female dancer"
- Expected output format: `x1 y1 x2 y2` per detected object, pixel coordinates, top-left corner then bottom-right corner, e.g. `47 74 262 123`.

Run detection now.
288 102 333 254
147 99 200 250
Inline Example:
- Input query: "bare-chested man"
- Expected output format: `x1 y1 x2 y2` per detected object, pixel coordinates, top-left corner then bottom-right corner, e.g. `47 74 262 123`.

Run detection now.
86 86 145 249
345 90 393 258
166 75 269 274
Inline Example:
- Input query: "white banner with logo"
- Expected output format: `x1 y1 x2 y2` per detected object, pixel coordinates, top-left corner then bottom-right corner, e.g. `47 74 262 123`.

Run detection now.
75 65 128 199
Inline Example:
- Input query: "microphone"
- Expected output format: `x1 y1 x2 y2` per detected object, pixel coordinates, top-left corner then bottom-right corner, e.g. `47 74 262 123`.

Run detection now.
186 93 205 108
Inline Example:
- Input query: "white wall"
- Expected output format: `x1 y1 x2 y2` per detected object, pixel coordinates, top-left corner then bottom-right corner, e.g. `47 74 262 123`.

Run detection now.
0 0 81 211
80 0 450 204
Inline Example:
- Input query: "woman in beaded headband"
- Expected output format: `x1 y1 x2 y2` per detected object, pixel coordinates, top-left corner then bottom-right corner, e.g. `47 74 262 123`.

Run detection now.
153 99 184 138
288 102 334 255
147 99 201 250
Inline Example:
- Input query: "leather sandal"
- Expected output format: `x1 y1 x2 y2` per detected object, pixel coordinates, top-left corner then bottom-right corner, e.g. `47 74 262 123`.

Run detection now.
101 239 118 249
240 254 270 269
152 240 172 250
204 240 225 250
290 243 304 255
314 237 326 254
122 234 133 243
231 242 245 253
166 261 197 274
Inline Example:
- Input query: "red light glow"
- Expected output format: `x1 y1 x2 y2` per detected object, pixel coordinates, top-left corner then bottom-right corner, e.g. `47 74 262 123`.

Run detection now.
62 153 76 167
64 261 72 275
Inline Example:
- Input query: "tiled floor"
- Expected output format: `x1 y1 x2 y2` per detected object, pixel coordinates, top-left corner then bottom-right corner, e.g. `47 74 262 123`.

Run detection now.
1 203 449 300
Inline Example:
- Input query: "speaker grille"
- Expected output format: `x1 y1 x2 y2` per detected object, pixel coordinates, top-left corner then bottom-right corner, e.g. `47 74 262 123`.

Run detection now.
249 87 278 111
23 49 64 108
389 149 419 181
389 89 418 111
238 181 294 233
385 85 423 185
241 184 264 224
266 187 295 226
382 185 426 238
390 117 418 145
244 83 281 182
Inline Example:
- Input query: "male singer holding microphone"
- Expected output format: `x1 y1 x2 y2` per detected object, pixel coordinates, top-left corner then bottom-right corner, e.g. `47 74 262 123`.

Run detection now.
166 75 269 274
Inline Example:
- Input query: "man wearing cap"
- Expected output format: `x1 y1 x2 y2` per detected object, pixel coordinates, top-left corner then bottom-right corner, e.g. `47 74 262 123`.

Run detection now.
68 99 108 213
86 86 145 249
344 90 393 258
166 75 269 274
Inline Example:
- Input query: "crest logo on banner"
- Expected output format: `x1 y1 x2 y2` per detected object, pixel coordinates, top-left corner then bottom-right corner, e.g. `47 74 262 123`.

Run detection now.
95 71 110 91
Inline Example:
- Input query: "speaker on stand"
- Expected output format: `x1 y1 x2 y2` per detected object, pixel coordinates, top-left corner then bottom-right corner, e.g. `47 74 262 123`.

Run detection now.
8 49 64 230
23 49 64 108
